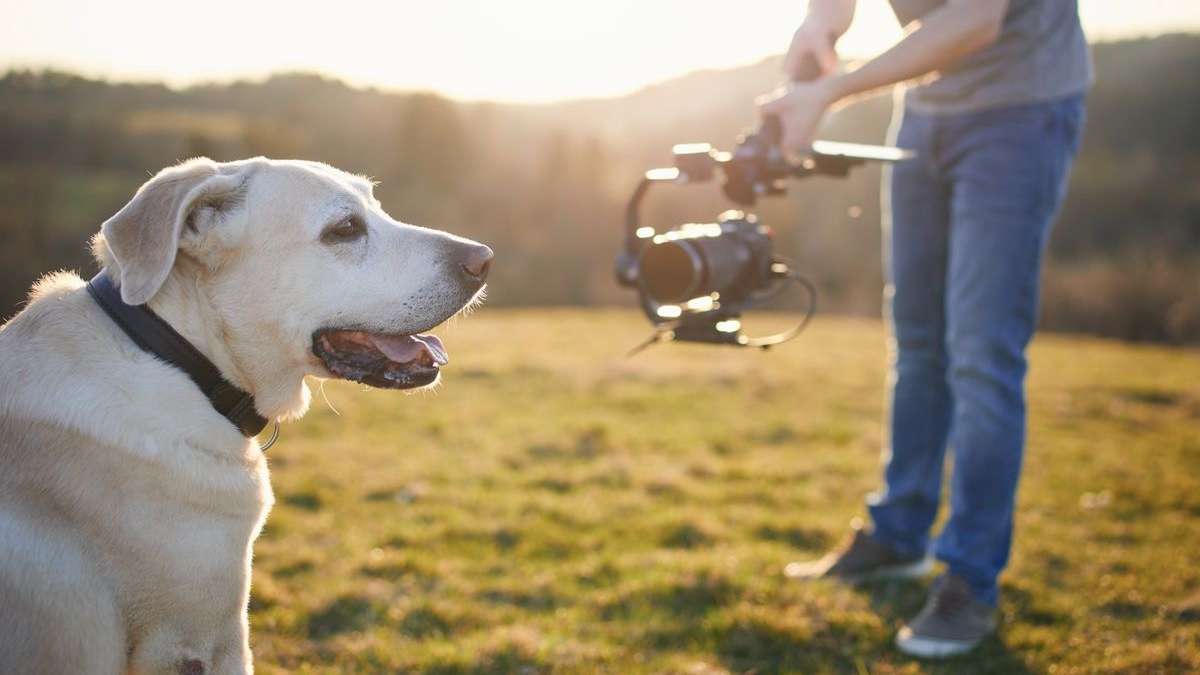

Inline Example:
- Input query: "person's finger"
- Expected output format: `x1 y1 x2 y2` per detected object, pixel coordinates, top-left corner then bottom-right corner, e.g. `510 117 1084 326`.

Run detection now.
789 51 824 82
782 124 802 154
785 28 838 81
757 91 788 117
783 49 799 78
815 43 839 77
784 29 808 74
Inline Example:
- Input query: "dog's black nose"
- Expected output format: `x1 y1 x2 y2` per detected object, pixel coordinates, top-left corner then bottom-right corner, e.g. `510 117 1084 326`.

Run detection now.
459 243 493 282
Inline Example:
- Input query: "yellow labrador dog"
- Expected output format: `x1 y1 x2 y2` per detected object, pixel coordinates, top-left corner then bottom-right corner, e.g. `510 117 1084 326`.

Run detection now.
0 157 491 675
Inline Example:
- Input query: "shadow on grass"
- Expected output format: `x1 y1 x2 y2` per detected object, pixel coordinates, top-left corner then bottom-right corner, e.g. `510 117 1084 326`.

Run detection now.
409 642 546 675
305 594 481 642
599 571 740 650
700 578 1042 675
601 572 738 623
854 579 1041 675
305 594 383 638
754 523 832 551
711 615 846 675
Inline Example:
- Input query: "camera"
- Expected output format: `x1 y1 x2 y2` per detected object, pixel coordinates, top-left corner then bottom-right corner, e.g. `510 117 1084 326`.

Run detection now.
636 211 774 306
616 115 910 352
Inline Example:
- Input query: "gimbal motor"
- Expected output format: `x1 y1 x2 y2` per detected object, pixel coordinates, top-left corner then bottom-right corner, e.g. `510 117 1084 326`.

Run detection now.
615 115 910 354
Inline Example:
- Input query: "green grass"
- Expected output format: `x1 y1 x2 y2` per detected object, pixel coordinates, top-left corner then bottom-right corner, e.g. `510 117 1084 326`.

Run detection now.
249 309 1200 675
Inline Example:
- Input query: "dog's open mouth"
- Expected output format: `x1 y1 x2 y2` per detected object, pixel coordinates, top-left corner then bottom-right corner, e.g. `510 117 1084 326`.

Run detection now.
312 329 449 389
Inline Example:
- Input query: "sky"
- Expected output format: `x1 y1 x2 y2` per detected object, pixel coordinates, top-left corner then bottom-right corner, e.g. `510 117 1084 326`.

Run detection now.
2 0 1198 103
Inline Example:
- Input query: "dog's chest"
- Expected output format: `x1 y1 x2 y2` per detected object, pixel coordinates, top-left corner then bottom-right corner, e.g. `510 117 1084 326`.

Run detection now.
2 418 271 611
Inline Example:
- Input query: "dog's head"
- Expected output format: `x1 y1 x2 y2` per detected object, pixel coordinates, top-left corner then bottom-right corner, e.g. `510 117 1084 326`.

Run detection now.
92 157 491 419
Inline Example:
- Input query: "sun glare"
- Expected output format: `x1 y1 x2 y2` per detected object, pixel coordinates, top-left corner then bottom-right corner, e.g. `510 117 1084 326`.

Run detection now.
1 0 1198 102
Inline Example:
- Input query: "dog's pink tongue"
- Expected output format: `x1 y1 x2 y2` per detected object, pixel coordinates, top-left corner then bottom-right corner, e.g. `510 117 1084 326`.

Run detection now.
367 334 448 366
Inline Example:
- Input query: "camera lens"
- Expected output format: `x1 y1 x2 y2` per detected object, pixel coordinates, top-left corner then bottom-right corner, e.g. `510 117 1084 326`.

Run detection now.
639 240 705 303
638 225 757 304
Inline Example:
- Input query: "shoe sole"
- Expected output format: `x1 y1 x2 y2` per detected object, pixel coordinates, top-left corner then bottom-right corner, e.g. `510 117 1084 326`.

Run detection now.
895 632 983 658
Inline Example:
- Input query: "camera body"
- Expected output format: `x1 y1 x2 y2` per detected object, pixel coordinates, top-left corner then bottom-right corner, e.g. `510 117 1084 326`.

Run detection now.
617 115 910 350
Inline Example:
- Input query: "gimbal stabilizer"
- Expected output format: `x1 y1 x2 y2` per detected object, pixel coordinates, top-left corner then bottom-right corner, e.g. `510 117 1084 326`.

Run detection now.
615 115 911 354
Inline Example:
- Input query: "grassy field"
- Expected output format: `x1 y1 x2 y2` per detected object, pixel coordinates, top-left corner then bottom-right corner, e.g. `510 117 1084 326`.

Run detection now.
249 309 1199 675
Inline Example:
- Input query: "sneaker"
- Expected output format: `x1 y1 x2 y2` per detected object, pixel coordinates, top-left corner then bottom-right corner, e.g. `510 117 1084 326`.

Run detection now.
896 572 996 658
784 519 932 583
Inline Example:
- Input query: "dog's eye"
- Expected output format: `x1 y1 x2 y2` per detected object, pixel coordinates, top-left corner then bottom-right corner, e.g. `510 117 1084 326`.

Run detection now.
323 217 367 244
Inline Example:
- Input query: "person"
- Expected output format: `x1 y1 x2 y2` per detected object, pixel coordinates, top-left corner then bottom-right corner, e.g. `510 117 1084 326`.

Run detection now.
758 0 1091 659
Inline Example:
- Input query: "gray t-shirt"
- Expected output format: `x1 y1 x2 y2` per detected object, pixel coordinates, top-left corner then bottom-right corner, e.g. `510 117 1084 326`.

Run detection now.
887 0 1093 114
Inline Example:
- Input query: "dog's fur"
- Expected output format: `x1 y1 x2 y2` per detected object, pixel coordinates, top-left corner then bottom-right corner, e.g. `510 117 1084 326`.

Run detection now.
0 157 490 675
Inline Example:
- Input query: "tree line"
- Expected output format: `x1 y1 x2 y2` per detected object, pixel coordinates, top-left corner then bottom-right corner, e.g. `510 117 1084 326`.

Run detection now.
1 35 1197 344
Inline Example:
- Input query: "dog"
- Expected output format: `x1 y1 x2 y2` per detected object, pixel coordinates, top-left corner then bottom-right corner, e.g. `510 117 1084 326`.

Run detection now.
0 157 492 675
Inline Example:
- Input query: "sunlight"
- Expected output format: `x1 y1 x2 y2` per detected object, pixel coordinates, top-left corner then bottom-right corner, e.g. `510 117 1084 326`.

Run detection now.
1 0 1198 101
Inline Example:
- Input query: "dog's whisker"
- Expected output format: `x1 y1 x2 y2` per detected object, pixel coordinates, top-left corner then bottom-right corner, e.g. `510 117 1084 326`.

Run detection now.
317 379 341 416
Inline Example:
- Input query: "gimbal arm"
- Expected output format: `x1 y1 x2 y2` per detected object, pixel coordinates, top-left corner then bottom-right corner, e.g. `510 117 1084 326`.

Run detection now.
618 117 911 271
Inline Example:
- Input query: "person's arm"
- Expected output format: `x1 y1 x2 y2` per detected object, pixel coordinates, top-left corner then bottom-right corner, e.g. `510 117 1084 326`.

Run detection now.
761 0 1010 151
824 0 1007 103
785 0 858 79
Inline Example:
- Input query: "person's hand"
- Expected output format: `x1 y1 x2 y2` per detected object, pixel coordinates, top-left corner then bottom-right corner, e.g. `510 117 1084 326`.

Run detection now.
756 78 841 154
784 21 840 81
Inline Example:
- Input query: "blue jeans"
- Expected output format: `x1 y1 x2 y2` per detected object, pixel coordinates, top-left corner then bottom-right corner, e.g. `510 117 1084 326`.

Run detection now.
867 96 1086 607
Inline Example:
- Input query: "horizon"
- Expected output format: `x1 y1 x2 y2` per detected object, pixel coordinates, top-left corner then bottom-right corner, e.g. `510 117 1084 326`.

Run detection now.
3 1 1200 104
4 32 1197 108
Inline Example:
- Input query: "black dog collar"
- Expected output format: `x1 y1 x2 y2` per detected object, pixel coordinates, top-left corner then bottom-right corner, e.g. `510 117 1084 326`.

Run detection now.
86 270 269 438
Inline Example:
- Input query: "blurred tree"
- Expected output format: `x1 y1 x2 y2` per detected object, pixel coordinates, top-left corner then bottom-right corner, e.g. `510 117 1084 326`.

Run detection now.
1 35 1198 342
395 93 471 194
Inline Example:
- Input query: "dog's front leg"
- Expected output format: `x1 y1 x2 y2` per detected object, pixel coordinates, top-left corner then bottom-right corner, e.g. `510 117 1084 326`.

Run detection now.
127 604 251 675
209 606 254 675
128 629 207 675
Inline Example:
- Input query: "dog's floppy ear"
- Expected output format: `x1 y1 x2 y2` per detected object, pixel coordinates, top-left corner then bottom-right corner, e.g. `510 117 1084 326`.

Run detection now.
100 158 249 305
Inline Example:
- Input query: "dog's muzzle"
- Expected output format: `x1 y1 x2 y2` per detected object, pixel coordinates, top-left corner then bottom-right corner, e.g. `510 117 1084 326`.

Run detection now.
312 329 449 389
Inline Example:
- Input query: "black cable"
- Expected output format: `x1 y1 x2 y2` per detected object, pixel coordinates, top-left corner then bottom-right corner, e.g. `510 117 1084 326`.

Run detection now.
741 270 818 349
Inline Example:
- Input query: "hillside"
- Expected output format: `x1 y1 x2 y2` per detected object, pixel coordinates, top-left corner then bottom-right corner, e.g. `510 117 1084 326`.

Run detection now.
1 35 1198 342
